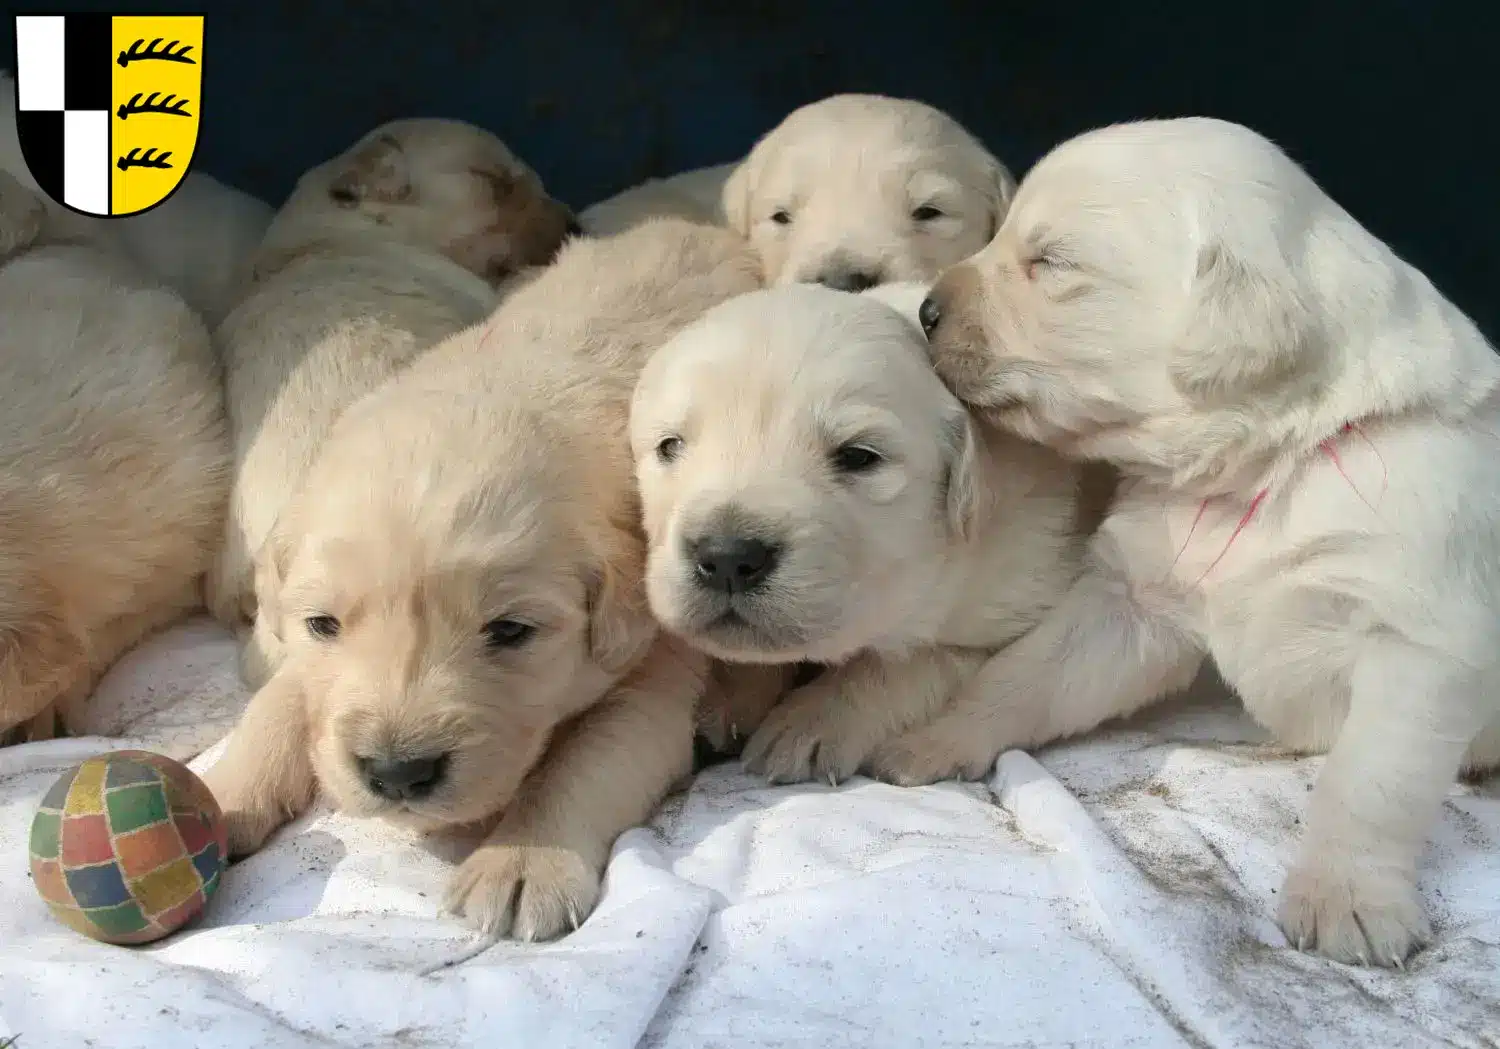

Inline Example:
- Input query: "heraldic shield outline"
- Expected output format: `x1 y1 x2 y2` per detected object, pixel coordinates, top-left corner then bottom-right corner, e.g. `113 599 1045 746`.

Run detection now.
12 13 204 218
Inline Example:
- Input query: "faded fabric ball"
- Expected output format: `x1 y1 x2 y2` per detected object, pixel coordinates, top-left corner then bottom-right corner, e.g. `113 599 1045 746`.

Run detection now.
29 749 227 944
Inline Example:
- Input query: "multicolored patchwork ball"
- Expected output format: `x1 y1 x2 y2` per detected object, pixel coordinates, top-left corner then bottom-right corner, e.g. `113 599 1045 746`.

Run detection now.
28 750 227 945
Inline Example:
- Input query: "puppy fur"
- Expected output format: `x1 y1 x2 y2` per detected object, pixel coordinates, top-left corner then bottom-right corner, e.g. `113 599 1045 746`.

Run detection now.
630 285 1086 784
0 171 227 741
723 94 1016 290
894 116 1500 967
201 218 763 941
579 162 736 237
210 118 576 687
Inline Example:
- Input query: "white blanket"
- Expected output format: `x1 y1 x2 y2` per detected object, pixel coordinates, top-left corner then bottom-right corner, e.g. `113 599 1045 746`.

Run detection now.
1 618 1496 1049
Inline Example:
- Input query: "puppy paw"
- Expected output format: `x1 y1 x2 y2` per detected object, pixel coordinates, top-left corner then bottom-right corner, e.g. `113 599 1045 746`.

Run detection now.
446 841 601 942
865 724 999 787
741 692 880 785
1277 856 1430 967
199 767 294 858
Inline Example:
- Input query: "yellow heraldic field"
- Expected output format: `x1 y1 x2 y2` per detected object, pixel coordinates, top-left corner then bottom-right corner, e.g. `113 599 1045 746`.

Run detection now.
110 16 203 215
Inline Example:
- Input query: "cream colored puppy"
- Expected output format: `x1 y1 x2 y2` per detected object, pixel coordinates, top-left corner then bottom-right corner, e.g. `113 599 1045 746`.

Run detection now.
723 94 1015 290
629 285 1085 784
0 171 227 742
211 118 577 687
201 219 762 941
886 117 1500 967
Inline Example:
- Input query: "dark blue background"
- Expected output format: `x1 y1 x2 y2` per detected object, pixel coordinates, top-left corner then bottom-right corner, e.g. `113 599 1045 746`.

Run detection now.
8 0 1497 337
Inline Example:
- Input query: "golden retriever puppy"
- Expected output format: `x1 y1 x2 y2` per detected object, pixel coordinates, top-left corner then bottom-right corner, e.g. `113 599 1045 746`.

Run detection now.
629 284 1085 784
0 171 227 742
723 94 1015 290
888 116 1500 967
210 118 577 688
201 219 762 940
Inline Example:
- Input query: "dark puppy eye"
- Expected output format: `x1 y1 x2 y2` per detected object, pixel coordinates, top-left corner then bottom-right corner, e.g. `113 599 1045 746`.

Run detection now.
831 444 883 474
483 617 536 650
656 435 684 464
770 209 792 226
306 614 341 639
911 205 944 222
328 186 359 207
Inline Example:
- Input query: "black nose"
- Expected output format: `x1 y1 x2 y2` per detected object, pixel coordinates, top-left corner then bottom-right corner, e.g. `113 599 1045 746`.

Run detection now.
814 269 880 294
690 535 779 594
918 296 942 335
359 754 449 801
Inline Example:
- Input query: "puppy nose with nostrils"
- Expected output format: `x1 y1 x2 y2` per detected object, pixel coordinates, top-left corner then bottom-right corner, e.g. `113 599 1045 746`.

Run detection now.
814 268 881 294
918 296 942 335
690 535 779 594
359 754 449 801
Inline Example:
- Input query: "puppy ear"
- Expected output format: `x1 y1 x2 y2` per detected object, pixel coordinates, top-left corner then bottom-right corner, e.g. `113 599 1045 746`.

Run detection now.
1170 243 1319 403
943 413 990 543
250 522 294 644
328 133 411 205
586 519 658 675
720 157 753 235
983 155 1018 241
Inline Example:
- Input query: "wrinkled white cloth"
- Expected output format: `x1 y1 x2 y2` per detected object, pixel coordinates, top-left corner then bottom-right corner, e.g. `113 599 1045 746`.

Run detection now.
1 617 1496 1049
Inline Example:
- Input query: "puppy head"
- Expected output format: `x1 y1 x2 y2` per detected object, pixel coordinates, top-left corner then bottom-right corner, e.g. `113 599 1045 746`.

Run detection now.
631 285 983 664
920 117 1331 477
261 393 654 831
269 118 578 284
722 94 1014 290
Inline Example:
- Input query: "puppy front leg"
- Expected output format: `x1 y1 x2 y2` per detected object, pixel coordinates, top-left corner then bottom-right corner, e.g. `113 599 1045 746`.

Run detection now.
199 668 316 857
696 660 797 755
1279 641 1489 966
868 563 1203 786
446 639 703 942
742 646 993 786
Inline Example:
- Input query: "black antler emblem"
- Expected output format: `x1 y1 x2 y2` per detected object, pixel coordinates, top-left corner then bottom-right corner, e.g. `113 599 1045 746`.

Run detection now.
116 38 196 68
117 92 192 120
117 147 174 171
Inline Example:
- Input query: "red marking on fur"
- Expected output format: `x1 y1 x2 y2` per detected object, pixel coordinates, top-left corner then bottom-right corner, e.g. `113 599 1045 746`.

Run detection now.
1167 500 1211 579
1320 422 1386 515
1193 488 1268 586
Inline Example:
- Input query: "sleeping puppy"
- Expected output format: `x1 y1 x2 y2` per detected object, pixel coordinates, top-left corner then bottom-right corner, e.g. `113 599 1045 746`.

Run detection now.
629 285 1085 784
0 171 227 742
210 118 577 688
884 116 1500 967
200 219 762 941
723 94 1015 290
3 68 272 325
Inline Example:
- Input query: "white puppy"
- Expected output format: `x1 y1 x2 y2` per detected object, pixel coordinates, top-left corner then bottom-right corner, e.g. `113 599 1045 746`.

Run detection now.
201 219 762 941
723 94 1015 289
884 117 1500 967
210 118 577 687
630 285 1086 783
0 171 227 741
2 68 272 325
